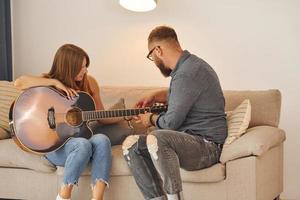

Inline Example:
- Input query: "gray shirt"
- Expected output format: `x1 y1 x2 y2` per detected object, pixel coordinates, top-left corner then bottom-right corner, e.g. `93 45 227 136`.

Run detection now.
156 50 227 144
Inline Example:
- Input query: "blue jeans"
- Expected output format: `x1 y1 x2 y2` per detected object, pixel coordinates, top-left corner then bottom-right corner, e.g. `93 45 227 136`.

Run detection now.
46 134 112 186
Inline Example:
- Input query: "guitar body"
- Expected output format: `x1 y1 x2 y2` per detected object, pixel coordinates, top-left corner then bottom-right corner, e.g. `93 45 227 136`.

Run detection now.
11 86 95 154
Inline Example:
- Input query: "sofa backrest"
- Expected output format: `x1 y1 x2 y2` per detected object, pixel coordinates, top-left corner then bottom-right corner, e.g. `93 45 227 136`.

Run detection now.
100 86 281 128
223 90 281 128
0 82 281 136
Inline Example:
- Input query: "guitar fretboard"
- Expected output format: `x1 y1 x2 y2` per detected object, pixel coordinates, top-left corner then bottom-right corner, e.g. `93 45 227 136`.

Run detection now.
82 107 152 121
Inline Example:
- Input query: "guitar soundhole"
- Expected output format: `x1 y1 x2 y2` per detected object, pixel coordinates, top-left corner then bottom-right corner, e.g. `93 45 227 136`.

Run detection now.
66 107 82 126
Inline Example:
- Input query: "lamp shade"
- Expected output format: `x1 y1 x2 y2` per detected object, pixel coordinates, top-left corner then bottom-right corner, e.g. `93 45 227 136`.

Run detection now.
119 0 157 12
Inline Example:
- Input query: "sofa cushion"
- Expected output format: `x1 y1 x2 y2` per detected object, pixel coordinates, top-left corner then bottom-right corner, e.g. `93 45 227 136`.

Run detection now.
0 81 21 134
180 163 225 183
224 99 251 147
100 87 281 129
0 139 56 172
57 145 226 183
220 126 286 164
0 127 10 140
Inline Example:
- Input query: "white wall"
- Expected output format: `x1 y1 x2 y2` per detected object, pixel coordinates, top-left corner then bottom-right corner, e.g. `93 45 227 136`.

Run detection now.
11 0 300 199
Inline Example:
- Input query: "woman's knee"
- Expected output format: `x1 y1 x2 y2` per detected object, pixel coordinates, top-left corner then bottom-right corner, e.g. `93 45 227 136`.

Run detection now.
70 137 92 156
90 134 111 150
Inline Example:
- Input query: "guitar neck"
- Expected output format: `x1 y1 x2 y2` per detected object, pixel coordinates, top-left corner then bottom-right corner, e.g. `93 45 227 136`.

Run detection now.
82 107 152 121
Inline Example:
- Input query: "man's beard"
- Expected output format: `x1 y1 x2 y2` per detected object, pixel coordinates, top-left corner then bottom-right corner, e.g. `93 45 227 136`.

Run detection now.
156 58 172 77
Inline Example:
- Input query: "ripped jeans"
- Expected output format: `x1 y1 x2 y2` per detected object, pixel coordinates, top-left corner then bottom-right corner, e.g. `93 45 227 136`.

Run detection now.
122 130 222 200
46 134 112 187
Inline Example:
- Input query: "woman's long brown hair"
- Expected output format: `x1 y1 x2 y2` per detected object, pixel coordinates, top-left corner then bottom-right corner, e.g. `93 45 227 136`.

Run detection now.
44 44 92 94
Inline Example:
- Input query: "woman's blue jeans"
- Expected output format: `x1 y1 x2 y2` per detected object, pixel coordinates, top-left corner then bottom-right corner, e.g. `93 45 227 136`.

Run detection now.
46 134 112 187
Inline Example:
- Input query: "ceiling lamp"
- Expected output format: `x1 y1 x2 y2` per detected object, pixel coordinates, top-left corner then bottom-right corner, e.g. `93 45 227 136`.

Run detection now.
119 0 157 12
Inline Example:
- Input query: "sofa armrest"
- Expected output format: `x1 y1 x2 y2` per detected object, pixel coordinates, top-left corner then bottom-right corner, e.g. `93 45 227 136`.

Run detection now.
220 126 286 164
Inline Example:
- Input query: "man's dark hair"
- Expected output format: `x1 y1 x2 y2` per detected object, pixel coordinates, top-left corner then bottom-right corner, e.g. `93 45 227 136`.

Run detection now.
148 26 179 44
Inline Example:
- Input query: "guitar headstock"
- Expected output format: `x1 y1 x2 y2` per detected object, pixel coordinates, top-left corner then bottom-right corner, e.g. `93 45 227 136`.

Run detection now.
149 104 168 114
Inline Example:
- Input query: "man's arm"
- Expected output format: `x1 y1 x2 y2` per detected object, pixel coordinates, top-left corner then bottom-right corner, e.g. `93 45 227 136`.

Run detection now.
155 73 207 130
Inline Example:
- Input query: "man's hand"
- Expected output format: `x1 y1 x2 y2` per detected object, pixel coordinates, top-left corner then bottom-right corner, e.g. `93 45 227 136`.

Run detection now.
135 113 152 127
135 94 156 108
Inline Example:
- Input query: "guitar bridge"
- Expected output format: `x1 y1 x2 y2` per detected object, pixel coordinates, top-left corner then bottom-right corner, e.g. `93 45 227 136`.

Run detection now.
48 107 56 129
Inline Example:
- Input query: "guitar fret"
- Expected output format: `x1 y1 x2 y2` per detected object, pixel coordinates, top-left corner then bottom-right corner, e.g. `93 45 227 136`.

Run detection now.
81 105 166 120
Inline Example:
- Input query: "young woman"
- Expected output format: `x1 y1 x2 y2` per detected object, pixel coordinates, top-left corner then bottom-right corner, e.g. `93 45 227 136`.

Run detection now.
14 44 120 200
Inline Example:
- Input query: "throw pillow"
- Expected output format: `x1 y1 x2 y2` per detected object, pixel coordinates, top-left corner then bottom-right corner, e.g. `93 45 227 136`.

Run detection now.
0 81 21 135
0 127 10 140
223 99 251 147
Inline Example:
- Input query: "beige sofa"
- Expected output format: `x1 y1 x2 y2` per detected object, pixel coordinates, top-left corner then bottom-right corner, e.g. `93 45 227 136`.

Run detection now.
0 83 286 200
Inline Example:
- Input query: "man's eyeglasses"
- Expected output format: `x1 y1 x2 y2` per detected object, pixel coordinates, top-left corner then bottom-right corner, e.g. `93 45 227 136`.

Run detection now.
146 46 160 61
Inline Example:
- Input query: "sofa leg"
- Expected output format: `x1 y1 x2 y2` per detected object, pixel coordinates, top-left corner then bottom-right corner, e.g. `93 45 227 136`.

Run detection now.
273 196 280 200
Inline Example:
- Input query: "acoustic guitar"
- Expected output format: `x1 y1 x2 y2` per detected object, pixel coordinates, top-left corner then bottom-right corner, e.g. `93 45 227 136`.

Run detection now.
9 86 167 155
